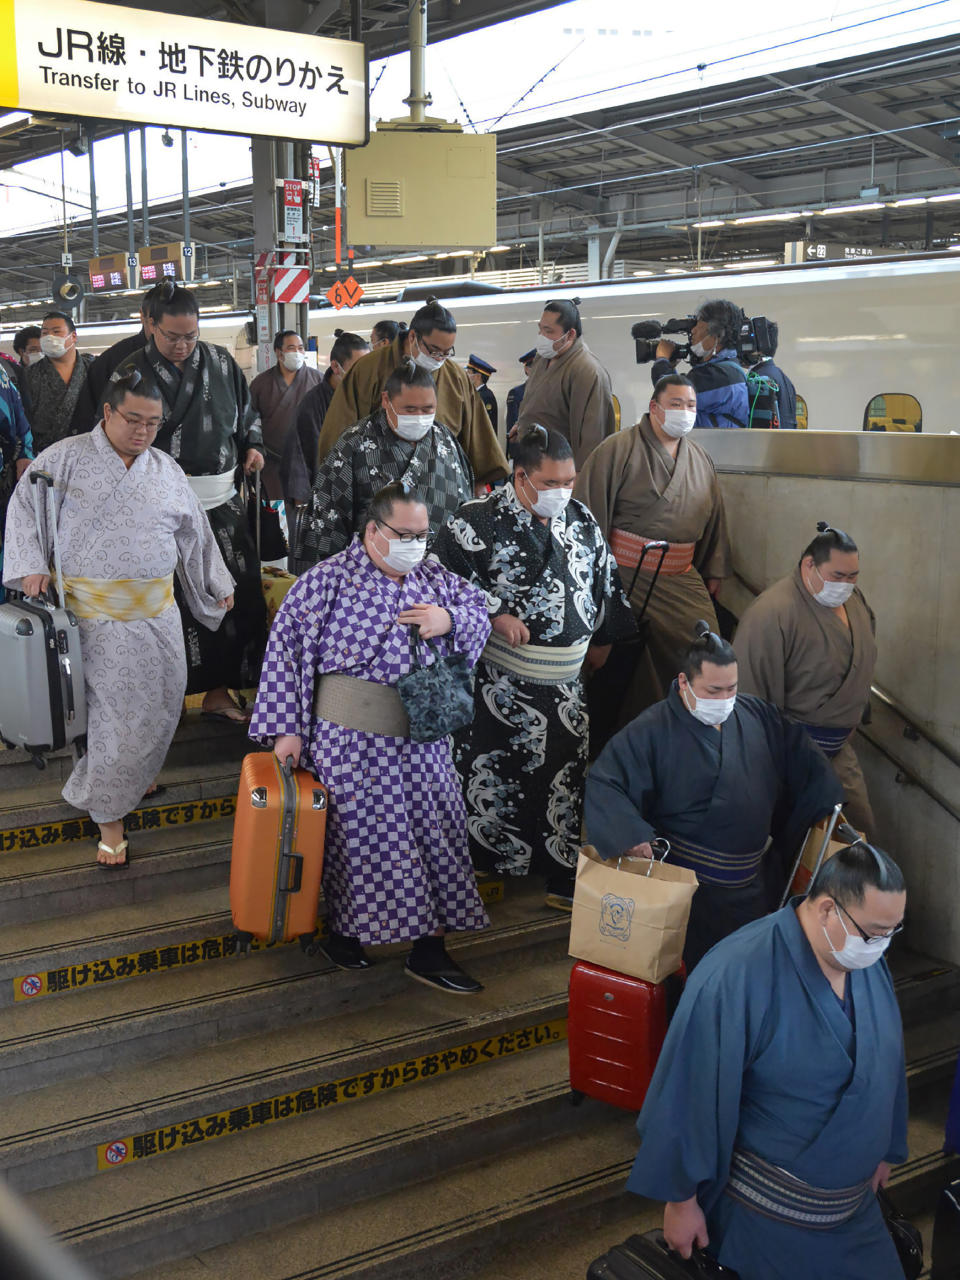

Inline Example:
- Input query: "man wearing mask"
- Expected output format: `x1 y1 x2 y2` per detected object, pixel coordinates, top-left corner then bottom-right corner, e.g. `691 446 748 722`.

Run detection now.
248 330 322 502
282 328 370 512
432 425 635 910
316 298 507 491
627 842 907 1280
652 298 749 430
12 326 43 378
514 298 616 467
296 359 473 568
575 375 730 717
20 312 94 451
734 523 876 834
585 624 842 968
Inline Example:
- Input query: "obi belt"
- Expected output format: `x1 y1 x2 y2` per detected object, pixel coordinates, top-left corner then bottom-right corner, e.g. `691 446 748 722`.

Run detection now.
726 1149 871 1229
610 528 696 576
481 634 590 684
663 832 769 887
58 574 176 622
799 723 855 758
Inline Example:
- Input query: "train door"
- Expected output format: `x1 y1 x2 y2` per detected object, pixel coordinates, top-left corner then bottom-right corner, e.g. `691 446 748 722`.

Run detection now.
863 393 922 432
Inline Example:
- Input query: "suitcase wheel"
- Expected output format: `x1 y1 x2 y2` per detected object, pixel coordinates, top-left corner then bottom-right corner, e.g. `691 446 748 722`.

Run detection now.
30 752 47 771
298 930 319 956
235 931 254 957
570 1088 586 1108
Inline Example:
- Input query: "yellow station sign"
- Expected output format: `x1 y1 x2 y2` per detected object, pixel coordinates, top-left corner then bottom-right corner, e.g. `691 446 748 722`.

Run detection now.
0 0 367 144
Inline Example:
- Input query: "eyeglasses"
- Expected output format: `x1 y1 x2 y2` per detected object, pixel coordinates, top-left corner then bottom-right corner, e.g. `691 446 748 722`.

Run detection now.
417 337 454 359
833 898 904 944
114 409 163 432
378 520 428 544
155 324 199 347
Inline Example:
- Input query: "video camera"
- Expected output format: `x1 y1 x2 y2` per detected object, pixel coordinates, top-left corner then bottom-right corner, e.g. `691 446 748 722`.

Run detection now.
631 317 695 364
631 314 776 365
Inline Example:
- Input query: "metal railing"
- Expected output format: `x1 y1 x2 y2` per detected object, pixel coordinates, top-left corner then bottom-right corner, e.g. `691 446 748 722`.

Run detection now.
728 567 960 819
0 1183 98 1280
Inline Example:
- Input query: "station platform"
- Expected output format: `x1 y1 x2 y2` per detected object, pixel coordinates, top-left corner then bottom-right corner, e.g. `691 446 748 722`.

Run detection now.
1 713 958 1279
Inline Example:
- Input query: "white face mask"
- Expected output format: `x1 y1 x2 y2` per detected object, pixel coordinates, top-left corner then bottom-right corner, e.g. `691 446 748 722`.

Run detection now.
682 682 736 726
535 333 562 360
823 907 892 971
690 339 712 359
413 344 447 373
810 565 855 608
281 351 305 372
392 412 435 442
659 408 697 438
375 528 427 574
519 472 572 519
24 351 45 367
40 334 70 359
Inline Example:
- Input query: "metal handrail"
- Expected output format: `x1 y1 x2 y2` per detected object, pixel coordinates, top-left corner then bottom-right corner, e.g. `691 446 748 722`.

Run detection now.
728 566 960 774
0 1183 98 1280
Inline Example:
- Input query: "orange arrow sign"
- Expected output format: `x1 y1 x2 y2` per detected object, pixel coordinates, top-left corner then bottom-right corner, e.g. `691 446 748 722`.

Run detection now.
325 276 364 310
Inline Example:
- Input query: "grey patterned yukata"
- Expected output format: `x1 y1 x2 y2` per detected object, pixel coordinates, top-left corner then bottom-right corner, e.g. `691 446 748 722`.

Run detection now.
3 427 234 823
249 537 491 946
295 409 474 571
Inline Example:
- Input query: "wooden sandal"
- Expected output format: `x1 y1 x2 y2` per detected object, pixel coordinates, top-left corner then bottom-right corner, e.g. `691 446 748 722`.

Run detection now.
96 839 130 869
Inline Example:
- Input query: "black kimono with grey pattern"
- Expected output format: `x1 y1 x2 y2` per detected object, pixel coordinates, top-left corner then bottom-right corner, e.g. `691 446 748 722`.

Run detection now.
115 339 268 693
431 484 635 880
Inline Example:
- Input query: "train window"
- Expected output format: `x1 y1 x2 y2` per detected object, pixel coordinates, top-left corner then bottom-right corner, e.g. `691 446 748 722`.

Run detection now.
796 396 808 430
863 393 922 433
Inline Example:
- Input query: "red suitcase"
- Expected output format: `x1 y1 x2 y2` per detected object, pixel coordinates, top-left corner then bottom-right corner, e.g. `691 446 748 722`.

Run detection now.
230 752 327 952
568 960 684 1111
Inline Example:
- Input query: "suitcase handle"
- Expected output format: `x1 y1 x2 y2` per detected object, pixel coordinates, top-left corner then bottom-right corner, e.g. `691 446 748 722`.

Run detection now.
29 469 65 608
61 656 76 723
280 852 304 894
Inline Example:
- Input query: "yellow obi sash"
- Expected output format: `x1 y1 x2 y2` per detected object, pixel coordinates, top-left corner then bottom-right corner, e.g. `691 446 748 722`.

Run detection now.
481 634 590 684
610 528 696 576
59 574 176 621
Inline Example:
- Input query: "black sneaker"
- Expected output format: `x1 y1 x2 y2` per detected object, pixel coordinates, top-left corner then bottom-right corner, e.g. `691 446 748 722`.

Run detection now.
404 953 483 995
318 933 372 971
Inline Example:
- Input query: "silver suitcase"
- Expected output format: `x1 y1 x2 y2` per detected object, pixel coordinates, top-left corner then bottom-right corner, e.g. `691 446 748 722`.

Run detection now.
0 470 86 765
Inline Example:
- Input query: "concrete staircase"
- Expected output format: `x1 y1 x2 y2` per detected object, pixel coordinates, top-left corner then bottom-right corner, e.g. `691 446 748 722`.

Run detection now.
2 715 959 1280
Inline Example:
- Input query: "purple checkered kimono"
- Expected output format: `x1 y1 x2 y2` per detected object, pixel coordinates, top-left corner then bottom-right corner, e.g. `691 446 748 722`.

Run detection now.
250 537 492 946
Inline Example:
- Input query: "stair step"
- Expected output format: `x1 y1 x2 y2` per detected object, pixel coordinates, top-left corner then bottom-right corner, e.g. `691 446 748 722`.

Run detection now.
0 710 248 789
892 948 960 1028
37 1059 637 1280
120 1070 957 1280
2 954 571 1194
0 816 235 925
0 890 570 1095
1 874 503 1007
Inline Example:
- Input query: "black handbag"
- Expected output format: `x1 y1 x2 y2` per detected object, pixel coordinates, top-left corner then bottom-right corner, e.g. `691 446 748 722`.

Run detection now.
586 539 670 760
397 626 476 744
877 1189 923 1280
246 471 288 562
587 1230 739 1279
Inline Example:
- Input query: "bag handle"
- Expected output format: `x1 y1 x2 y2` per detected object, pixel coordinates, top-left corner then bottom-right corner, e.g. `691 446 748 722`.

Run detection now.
624 539 670 628
616 836 670 873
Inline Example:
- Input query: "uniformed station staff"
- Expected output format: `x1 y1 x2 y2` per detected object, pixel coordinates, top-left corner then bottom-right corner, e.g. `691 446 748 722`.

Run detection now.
465 354 499 434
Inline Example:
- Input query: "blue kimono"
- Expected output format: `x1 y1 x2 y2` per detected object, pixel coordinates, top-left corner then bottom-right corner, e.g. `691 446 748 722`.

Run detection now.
585 685 843 966
628 905 908 1279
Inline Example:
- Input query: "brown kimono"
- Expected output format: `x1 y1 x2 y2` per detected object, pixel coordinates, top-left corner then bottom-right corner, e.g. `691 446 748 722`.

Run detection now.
516 337 616 468
248 363 322 501
315 335 508 486
574 414 730 714
734 568 878 834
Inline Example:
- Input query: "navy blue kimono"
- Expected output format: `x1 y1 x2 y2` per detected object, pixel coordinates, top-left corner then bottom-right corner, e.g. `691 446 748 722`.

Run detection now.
628 904 908 1279
585 685 843 966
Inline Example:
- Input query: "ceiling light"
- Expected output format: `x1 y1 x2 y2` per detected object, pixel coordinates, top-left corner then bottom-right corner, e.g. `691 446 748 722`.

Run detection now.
732 212 802 225
487 245 511 253
388 255 429 264
928 192 960 203
0 110 31 129
889 197 927 207
722 258 779 268
356 260 383 268
632 270 655 277
691 219 725 229
819 203 885 215
665 267 687 274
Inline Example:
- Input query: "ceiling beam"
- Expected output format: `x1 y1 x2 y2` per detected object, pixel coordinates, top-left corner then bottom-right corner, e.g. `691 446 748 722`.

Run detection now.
496 157 603 215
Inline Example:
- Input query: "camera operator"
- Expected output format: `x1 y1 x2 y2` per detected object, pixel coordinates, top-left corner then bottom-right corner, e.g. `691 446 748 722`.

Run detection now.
745 320 798 430
652 299 749 430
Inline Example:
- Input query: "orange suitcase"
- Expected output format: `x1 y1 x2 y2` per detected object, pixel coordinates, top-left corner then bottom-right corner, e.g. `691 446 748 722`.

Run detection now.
230 752 327 951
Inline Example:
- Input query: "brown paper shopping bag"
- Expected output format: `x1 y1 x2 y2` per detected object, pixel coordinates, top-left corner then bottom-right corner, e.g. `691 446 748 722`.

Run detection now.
568 845 698 984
